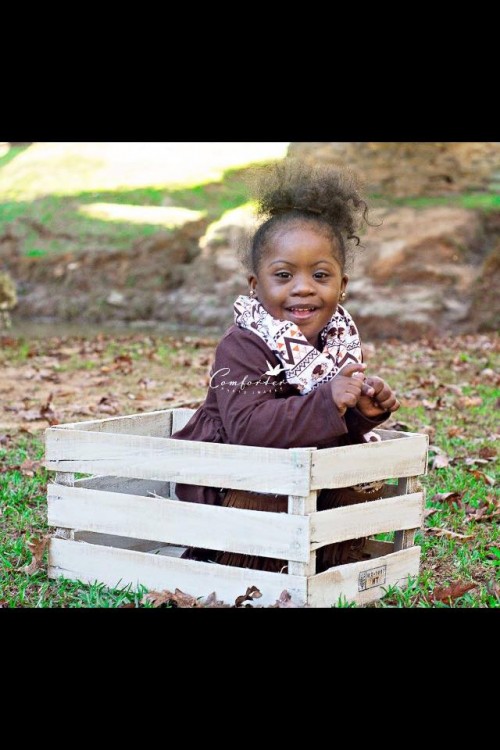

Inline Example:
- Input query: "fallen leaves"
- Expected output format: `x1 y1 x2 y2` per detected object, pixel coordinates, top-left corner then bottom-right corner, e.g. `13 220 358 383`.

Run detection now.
234 585 263 607
430 491 465 506
431 581 477 603
467 469 496 486
426 527 474 540
18 535 50 575
139 586 300 608
430 453 450 469
456 396 483 409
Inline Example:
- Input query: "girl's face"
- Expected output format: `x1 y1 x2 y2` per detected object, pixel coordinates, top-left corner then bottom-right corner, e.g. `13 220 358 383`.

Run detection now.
248 225 348 348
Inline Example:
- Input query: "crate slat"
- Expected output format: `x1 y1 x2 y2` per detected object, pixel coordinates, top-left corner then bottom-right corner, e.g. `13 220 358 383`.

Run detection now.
311 433 428 489
310 492 424 550
47 483 310 562
52 409 173 437
49 538 308 607
45 429 312 496
288 492 317 576
171 408 196 433
307 547 420 607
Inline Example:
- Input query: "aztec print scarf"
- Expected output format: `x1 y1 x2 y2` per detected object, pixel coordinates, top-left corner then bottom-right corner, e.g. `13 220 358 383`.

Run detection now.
234 294 363 395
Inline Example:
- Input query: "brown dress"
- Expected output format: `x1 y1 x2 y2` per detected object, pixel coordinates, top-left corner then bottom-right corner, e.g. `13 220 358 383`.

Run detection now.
172 325 389 573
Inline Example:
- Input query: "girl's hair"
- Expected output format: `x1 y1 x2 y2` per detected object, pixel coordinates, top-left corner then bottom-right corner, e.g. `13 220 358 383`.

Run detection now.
241 159 371 273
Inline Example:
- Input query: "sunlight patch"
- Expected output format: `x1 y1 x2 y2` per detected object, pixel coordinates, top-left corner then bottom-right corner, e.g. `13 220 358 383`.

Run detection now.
79 202 204 227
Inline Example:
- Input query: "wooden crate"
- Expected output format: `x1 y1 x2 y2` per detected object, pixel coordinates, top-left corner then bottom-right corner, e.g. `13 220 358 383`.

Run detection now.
45 408 428 607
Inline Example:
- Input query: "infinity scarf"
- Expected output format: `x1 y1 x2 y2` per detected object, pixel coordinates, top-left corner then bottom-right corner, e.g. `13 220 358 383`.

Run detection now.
234 295 363 395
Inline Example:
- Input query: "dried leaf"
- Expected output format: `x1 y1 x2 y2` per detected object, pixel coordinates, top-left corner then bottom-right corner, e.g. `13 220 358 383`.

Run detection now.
478 446 497 460
464 457 490 465
272 590 300 608
420 425 436 440
430 453 450 470
444 384 464 396
18 535 50 574
486 580 500 598
466 506 500 522
141 588 202 608
203 592 230 608
424 508 439 519
141 590 173 607
430 491 464 506
468 469 496 486
431 581 477 603
234 586 263 607
400 398 421 408
426 527 474 540
422 399 440 410
457 396 483 408
447 426 464 438
19 458 42 477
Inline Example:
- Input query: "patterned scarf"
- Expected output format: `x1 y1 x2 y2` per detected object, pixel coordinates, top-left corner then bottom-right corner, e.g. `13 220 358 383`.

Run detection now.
234 294 363 395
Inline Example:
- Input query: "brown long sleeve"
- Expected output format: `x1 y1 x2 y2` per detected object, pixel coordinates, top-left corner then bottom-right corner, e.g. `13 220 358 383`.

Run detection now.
211 327 349 448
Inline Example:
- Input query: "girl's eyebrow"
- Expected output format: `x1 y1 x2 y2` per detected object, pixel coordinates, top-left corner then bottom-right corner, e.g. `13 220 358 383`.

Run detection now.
268 259 335 267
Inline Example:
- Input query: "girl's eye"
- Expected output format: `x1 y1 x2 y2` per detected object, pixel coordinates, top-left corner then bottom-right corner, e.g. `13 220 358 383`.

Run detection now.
275 272 292 279
314 272 329 279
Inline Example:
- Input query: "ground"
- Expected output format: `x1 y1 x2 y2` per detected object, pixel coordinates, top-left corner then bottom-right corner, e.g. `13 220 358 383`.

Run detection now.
1 330 498 608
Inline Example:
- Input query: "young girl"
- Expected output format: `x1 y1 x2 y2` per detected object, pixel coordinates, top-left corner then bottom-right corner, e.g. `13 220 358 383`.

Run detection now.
172 159 399 573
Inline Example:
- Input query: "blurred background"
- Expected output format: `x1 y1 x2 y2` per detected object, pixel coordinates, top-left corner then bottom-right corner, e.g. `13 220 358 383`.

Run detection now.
0 141 499 339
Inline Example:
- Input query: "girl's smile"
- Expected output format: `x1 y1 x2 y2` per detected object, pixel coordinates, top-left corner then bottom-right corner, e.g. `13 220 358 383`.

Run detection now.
249 224 348 348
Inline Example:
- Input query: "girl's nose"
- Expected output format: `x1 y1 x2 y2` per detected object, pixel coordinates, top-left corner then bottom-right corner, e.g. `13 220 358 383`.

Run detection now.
292 276 315 295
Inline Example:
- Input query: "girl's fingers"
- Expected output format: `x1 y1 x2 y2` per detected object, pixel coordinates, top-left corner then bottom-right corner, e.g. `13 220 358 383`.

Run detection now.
361 382 375 397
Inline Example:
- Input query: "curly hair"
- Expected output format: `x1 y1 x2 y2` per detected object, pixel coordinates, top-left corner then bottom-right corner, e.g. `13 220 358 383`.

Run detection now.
241 159 371 273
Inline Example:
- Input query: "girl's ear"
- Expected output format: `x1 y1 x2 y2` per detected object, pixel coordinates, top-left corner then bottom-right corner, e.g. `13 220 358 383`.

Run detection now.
248 275 257 294
341 274 349 295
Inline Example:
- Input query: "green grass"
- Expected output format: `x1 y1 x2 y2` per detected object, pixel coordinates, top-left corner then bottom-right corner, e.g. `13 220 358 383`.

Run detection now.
370 191 500 212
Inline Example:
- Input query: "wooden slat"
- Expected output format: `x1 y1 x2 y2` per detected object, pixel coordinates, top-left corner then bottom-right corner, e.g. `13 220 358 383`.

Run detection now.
45 429 312 496
394 477 424 551
311 433 428 490
169 409 197 499
310 493 423 550
47 483 310 562
288 492 316 576
171 408 196 433
54 471 75 539
50 409 173 437
307 547 420 607
49 538 308 607
375 428 417 441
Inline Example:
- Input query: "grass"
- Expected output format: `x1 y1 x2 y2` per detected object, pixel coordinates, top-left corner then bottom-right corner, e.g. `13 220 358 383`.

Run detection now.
0 332 498 608
371 192 500 212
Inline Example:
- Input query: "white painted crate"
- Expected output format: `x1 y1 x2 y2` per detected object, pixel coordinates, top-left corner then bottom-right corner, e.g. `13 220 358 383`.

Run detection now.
45 408 428 607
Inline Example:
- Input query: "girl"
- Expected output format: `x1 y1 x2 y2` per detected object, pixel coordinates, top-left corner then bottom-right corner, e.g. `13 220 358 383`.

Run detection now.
172 159 399 573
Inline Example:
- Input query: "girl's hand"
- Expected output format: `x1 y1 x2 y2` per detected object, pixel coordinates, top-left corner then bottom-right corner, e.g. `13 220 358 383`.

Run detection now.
330 363 367 416
357 376 400 418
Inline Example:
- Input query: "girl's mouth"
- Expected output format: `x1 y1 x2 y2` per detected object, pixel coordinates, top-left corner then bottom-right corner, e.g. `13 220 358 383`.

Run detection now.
286 306 318 321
